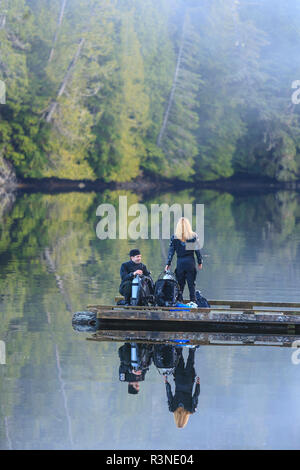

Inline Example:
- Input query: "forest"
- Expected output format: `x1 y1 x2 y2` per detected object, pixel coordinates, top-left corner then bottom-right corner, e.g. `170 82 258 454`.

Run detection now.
1 0 300 184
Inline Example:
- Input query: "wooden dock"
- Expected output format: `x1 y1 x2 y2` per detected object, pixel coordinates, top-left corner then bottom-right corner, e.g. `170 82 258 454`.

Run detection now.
86 298 300 335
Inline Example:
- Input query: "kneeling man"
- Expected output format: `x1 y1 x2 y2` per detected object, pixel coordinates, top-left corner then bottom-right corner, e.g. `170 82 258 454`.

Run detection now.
119 249 152 304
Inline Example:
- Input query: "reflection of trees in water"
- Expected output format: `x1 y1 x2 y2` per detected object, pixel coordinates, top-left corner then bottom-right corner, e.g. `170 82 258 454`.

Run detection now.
1 189 300 299
149 188 300 299
229 191 300 287
0 191 15 220
0 188 300 447
232 191 300 245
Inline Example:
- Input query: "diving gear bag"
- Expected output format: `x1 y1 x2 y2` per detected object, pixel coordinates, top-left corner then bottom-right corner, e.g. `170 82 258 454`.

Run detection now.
195 290 210 308
154 271 179 307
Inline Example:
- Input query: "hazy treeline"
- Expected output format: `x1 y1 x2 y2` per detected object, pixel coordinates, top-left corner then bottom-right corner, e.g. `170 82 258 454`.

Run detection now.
1 0 300 182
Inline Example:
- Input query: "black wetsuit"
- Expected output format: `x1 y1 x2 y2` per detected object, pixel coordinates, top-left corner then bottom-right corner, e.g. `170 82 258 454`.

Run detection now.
166 234 203 301
119 260 151 301
165 349 200 413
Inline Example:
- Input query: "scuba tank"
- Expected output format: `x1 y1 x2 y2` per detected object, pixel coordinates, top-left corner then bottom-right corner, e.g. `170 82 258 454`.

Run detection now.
130 343 139 371
131 275 140 306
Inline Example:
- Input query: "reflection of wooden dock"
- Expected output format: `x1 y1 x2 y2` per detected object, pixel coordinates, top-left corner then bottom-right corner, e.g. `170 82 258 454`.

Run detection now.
87 329 300 348
86 299 300 335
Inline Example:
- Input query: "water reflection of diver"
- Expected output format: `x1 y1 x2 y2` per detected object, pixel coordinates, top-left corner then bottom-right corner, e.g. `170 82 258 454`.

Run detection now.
164 348 200 428
118 342 153 395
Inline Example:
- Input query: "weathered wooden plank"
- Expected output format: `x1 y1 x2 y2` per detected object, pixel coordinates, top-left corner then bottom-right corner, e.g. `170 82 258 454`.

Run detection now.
93 308 300 325
211 300 300 308
88 304 211 312
113 297 300 309
88 304 300 316
87 329 300 348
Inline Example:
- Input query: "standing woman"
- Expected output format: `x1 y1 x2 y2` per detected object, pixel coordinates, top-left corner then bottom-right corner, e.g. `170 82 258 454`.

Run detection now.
165 217 203 302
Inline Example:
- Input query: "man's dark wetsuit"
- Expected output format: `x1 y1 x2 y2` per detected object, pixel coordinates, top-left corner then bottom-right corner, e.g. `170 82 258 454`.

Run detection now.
119 260 151 302
165 349 200 413
118 343 153 383
167 234 202 301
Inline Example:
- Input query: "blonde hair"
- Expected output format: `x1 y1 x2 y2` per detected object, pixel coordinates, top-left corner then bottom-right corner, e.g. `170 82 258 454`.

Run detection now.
173 407 191 429
175 217 196 242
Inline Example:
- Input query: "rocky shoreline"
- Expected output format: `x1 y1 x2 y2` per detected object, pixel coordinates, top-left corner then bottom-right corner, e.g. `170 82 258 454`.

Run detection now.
1 158 300 196
12 175 300 194
1 170 300 220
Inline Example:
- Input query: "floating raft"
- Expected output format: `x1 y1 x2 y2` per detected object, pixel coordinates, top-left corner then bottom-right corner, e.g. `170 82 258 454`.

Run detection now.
86 298 300 335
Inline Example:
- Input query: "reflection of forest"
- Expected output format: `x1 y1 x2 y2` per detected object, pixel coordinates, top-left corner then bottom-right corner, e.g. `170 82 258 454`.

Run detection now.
0 191 15 219
1 189 300 312
0 189 300 448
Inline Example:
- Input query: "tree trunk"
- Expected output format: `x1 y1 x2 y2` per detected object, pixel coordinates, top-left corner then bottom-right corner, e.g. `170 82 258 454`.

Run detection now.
0 14 6 29
157 11 187 147
45 38 85 123
44 247 73 313
48 0 67 63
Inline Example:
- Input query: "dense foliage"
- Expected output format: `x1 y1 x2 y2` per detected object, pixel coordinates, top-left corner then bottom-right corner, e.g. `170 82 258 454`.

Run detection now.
1 0 300 182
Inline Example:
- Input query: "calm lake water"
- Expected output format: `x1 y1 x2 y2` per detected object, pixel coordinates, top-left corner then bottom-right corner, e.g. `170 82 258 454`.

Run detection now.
0 188 300 450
